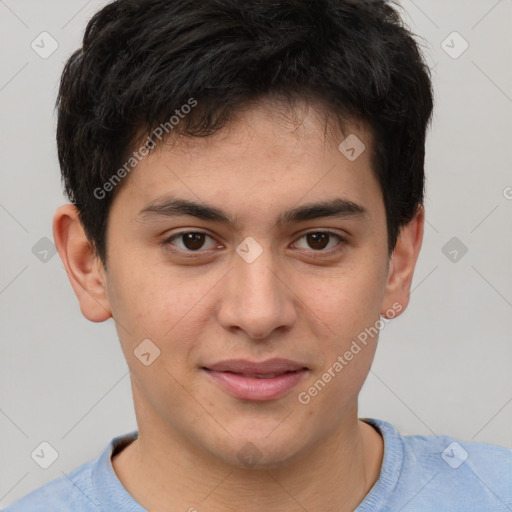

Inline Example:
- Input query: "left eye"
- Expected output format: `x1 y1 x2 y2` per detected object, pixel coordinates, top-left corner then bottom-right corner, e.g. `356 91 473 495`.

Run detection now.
293 231 342 251
165 232 218 251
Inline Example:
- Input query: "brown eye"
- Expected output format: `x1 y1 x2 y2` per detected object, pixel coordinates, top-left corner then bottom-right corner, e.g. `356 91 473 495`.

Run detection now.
182 233 206 250
294 231 342 252
165 232 217 252
306 232 330 250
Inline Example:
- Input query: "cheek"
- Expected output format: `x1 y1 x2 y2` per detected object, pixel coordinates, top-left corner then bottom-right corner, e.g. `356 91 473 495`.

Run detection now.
291 256 386 405
296 292 381 423
294 258 387 340
106 252 218 357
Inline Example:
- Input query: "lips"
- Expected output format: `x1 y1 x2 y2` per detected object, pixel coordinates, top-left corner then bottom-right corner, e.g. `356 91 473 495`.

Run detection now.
205 358 306 374
202 358 308 401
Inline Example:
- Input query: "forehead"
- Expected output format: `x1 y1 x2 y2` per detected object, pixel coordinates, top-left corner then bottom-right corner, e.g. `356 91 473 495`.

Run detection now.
109 99 382 225
152 98 372 166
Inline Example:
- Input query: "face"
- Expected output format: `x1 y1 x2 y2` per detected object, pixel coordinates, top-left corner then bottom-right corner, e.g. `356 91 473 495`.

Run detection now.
57 99 420 468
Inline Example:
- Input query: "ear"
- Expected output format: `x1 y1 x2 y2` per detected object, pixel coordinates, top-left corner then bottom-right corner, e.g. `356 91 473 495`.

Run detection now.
381 205 424 318
52 204 112 322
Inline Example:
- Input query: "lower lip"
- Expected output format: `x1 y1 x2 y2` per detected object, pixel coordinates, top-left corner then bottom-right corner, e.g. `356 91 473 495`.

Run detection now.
203 369 308 401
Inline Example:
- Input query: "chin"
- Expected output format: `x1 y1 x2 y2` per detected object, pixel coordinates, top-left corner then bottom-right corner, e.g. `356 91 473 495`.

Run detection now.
204 426 314 470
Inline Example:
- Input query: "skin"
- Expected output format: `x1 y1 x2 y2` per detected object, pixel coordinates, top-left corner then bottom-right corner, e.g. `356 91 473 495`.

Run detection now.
53 99 423 512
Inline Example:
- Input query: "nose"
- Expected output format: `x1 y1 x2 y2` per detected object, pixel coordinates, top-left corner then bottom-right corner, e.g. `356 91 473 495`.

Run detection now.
216 244 297 340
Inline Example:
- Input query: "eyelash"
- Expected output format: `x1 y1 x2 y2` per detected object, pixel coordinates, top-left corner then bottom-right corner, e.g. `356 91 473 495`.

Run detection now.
162 230 347 258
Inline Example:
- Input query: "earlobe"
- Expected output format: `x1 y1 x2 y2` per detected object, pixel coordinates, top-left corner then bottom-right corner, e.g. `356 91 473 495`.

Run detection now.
381 205 424 318
52 204 112 322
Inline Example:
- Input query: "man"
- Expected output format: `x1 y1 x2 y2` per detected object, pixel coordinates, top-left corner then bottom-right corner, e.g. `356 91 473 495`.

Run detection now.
6 0 511 510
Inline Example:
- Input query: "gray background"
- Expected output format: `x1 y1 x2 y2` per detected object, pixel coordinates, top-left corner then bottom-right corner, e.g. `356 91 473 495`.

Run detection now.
1 0 511 506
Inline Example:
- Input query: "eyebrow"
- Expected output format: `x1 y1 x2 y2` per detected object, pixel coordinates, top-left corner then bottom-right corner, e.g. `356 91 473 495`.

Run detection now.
136 195 369 226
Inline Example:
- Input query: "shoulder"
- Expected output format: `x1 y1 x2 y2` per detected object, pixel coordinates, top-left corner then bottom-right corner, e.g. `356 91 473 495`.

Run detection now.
365 418 512 512
3 431 138 512
404 433 511 510
399 425 512 479
3 460 98 511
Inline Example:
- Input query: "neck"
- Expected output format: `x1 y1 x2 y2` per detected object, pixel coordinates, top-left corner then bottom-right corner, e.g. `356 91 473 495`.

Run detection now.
112 404 383 512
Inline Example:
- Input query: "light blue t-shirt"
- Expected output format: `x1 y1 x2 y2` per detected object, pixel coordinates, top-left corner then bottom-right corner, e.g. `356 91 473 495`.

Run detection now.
4 418 512 511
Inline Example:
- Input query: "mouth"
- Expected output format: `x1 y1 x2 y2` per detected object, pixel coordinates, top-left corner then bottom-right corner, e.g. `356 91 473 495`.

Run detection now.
201 359 309 401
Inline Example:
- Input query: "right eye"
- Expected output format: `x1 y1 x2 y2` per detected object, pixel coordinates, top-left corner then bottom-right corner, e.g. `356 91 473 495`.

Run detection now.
163 231 220 253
